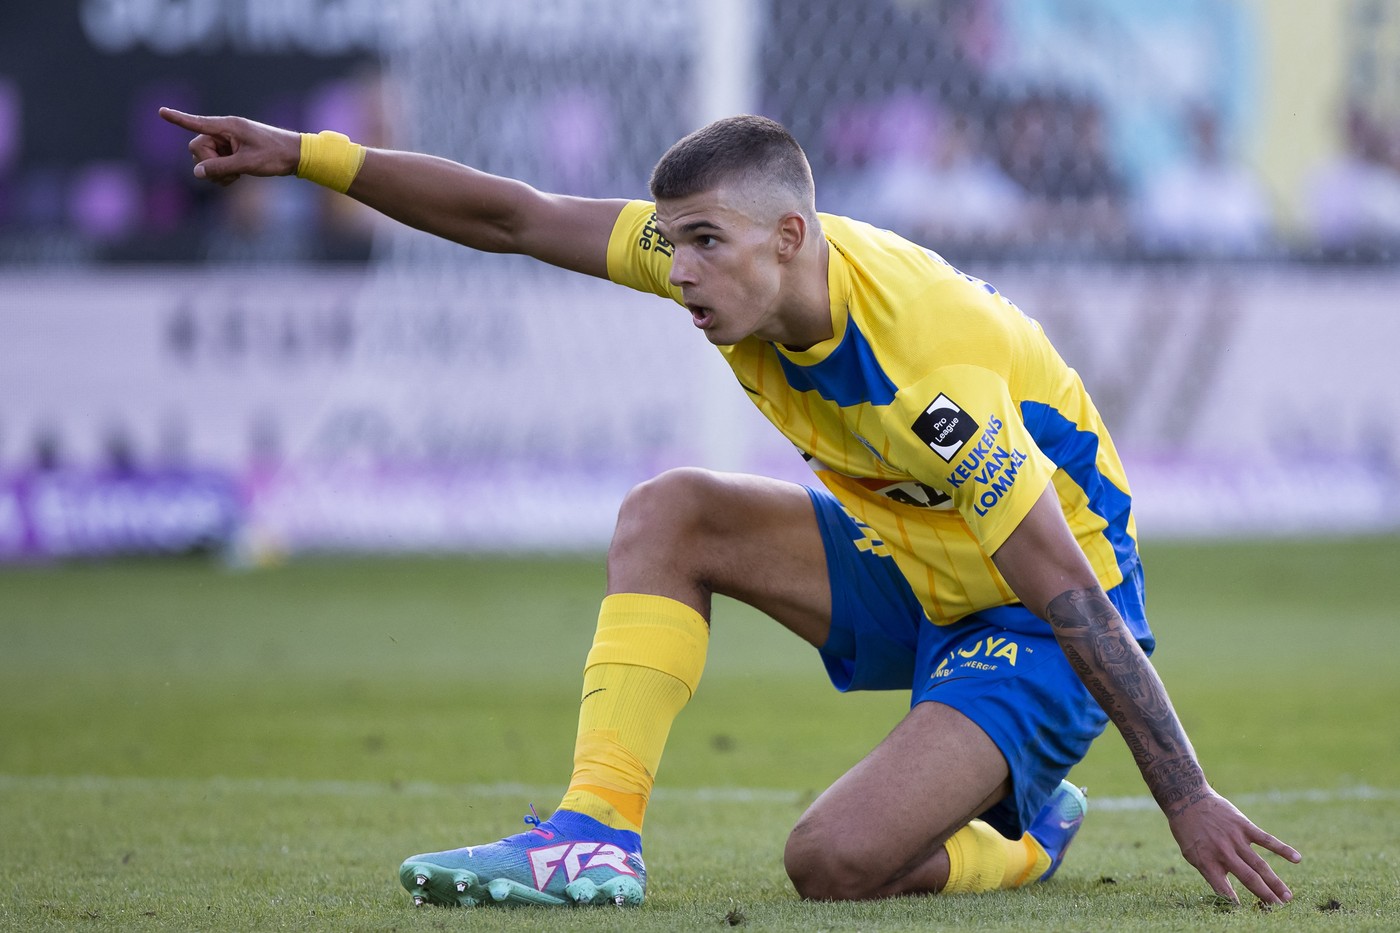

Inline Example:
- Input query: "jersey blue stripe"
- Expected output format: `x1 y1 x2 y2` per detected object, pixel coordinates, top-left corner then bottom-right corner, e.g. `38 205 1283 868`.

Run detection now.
776 317 899 407
1019 401 1137 574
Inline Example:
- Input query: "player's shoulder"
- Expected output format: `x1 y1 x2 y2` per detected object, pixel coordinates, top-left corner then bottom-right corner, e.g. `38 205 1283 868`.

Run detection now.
820 213 990 305
821 213 1008 327
820 213 952 270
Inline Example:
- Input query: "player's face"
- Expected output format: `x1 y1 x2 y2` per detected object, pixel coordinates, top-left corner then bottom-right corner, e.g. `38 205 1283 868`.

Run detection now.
654 185 790 346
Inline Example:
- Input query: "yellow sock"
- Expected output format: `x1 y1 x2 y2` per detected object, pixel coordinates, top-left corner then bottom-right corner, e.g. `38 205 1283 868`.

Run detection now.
557 594 708 834
942 820 1052 894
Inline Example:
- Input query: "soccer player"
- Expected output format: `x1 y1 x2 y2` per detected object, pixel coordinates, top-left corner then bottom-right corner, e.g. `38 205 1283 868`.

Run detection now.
161 107 1301 909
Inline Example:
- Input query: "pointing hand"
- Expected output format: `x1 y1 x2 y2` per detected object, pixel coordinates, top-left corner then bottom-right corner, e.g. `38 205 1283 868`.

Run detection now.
158 108 300 186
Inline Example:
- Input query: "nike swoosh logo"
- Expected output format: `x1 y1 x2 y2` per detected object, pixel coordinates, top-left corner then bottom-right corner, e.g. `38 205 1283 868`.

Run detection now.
582 688 607 702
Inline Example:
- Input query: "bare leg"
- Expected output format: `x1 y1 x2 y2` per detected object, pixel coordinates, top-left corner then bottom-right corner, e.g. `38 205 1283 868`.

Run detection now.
784 701 1011 900
606 467 833 647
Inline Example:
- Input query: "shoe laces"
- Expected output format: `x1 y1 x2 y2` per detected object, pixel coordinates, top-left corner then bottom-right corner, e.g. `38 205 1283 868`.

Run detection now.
523 803 542 829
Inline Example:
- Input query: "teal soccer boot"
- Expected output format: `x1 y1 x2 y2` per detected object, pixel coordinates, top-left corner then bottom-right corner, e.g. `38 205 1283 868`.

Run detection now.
1028 780 1088 882
400 808 646 908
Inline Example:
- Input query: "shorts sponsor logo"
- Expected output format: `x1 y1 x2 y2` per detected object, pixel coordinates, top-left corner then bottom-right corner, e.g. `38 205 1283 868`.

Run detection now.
912 394 978 461
932 634 1021 679
528 842 636 891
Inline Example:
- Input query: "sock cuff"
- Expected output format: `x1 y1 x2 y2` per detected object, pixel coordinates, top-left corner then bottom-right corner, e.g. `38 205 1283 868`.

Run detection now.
586 594 709 697
942 820 1001 895
942 823 971 895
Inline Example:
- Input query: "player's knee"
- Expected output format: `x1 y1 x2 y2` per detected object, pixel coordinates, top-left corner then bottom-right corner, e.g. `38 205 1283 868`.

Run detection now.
610 467 726 558
783 818 886 901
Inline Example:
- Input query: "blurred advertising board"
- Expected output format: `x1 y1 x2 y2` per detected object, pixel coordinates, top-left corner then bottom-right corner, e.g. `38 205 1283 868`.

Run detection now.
0 469 238 559
0 263 1396 559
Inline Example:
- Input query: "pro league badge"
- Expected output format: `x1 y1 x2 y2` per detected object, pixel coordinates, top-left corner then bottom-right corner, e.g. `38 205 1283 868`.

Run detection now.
912 394 979 462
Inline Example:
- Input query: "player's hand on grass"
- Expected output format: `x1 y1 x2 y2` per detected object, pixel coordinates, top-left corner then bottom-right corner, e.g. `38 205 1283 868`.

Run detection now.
1167 787 1301 907
158 108 300 186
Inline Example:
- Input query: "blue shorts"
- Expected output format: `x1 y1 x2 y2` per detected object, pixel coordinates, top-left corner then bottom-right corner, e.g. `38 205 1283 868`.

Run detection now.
807 485 1152 838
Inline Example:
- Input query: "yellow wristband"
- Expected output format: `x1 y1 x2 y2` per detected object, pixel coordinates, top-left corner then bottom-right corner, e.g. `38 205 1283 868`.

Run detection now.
296 130 367 193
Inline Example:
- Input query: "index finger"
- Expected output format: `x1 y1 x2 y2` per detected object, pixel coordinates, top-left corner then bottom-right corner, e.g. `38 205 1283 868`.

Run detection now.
159 107 221 134
1250 825 1302 864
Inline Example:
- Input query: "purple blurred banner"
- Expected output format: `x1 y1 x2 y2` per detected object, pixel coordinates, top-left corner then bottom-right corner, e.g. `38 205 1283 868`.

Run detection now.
0 470 240 559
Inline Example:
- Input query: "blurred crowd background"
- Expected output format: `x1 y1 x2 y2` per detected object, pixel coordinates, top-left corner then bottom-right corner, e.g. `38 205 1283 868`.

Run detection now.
3 1 1400 266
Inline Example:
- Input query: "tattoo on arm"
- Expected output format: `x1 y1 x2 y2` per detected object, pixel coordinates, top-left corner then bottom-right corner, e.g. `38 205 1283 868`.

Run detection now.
1045 587 1207 816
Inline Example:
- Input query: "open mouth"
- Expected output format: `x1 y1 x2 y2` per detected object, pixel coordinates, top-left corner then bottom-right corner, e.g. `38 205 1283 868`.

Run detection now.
687 304 714 329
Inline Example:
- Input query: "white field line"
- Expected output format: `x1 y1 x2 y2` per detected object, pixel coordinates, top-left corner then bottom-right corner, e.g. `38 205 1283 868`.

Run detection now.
0 773 1396 812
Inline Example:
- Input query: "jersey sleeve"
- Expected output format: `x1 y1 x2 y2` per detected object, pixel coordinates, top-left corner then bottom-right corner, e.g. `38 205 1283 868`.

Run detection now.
606 200 685 304
891 364 1057 554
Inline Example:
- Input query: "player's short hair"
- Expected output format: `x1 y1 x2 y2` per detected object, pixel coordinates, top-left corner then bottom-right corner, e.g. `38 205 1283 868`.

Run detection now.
650 115 816 220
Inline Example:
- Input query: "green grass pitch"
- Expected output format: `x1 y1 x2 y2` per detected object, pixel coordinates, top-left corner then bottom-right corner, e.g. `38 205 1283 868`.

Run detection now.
2 535 1398 931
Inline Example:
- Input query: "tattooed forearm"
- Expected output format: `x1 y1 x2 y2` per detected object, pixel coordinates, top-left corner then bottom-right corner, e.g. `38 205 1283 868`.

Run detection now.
1046 587 1206 814
1144 755 1211 817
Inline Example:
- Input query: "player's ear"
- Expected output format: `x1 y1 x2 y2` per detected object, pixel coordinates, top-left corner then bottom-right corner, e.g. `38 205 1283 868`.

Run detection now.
775 212 807 263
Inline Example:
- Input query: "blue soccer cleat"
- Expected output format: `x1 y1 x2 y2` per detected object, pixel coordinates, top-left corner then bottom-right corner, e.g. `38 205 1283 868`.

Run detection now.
400 808 646 908
1027 779 1088 882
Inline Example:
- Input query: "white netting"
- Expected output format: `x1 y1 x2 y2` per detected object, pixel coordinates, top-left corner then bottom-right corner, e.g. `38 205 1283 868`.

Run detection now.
369 0 1400 264
374 0 697 269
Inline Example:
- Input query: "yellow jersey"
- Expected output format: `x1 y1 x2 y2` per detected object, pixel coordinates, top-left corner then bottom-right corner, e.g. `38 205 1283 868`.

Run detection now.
606 200 1140 630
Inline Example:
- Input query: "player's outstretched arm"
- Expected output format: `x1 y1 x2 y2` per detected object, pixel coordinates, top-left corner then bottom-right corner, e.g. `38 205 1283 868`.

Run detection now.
159 107 626 278
992 485 1302 906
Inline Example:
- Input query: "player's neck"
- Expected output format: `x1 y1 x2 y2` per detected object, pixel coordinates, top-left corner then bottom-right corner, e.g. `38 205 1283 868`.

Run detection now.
768 236 833 352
